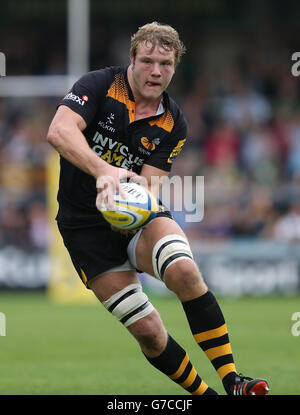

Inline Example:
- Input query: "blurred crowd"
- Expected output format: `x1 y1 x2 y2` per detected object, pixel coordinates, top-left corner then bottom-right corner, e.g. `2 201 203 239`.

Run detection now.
1 31 300 249
171 58 300 243
0 97 52 250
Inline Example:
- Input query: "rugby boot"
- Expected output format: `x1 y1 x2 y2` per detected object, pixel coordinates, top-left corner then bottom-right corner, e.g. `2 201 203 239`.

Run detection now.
230 374 270 395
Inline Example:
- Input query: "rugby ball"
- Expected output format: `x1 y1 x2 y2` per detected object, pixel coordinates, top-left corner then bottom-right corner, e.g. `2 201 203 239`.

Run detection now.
97 182 159 230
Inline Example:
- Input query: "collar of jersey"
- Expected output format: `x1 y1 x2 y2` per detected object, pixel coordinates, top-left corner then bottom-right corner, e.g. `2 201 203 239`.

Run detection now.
123 65 170 116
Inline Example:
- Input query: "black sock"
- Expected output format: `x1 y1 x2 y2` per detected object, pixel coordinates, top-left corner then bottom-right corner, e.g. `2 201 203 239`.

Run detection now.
182 291 237 394
144 334 218 395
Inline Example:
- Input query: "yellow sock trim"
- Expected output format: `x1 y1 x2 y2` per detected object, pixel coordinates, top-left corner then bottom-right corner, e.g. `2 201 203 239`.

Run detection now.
169 353 189 380
205 343 233 360
192 380 209 395
217 363 236 380
193 323 227 343
179 367 197 389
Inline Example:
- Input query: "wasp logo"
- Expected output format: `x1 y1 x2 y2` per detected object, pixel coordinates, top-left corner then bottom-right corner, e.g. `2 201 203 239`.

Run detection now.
141 137 160 151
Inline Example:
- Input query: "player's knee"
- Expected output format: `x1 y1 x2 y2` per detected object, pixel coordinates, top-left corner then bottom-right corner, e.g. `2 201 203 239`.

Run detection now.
164 259 199 290
129 310 167 355
130 309 161 337
102 283 166 354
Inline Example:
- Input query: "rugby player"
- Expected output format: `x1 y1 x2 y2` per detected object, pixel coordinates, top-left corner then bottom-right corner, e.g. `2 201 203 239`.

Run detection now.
47 22 269 395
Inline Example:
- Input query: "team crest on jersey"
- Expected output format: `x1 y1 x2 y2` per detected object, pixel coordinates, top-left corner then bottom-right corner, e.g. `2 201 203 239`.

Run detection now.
140 137 160 151
167 139 186 164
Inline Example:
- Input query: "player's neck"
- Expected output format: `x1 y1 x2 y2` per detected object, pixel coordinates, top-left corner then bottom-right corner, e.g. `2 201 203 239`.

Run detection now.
134 98 162 120
127 66 162 120
132 87 162 117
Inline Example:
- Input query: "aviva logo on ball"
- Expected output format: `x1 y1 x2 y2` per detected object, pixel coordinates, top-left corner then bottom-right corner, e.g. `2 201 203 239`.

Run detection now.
99 182 159 230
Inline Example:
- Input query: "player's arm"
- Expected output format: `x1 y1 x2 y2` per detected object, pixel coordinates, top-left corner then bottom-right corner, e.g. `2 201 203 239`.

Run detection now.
47 105 108 179
47 105 137 206
139 164 169 198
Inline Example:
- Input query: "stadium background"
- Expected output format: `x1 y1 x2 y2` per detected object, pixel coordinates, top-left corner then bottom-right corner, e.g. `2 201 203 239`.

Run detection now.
0 0 300 395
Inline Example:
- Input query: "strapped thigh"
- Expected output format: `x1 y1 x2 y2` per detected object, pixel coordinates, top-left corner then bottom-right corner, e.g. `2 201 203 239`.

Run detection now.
152 234 194 281
127 231 194 282
102 283 154 327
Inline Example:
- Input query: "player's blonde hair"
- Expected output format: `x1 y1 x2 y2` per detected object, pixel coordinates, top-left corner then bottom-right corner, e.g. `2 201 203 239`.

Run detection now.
130 22 186 66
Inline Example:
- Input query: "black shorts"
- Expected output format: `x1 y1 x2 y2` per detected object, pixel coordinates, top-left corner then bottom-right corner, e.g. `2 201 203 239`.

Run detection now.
57 222 136 287
57 210 174 288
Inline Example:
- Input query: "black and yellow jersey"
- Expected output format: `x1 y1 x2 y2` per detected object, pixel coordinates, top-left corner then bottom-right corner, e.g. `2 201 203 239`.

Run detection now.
56 65 187 228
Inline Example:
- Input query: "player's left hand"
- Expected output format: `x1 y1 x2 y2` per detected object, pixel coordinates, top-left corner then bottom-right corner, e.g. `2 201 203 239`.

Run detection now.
110 225 137 236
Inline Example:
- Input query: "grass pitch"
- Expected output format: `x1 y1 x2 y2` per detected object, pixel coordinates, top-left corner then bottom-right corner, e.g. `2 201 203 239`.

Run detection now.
0 291 299 395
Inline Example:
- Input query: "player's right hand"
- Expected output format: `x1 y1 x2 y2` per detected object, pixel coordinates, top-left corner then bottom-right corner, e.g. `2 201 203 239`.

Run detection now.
95 165 140 210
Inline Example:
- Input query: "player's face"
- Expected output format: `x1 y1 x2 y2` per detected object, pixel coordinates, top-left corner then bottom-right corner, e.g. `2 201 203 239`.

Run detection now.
130 42 175 102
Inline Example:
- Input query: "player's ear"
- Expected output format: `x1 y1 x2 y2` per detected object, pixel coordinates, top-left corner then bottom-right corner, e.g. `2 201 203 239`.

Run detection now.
130 54 135 67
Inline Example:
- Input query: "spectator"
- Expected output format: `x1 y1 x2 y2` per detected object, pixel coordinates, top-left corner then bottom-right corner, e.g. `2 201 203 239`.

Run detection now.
286 112 300 179
27 201 50 250
204 119 240 169
221 80 272 130
273 198 300 243
240 122 281 184
0 205 28 248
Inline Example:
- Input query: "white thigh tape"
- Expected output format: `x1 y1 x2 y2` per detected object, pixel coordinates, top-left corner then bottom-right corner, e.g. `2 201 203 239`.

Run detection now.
102 283 154 327
152 234 194 281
